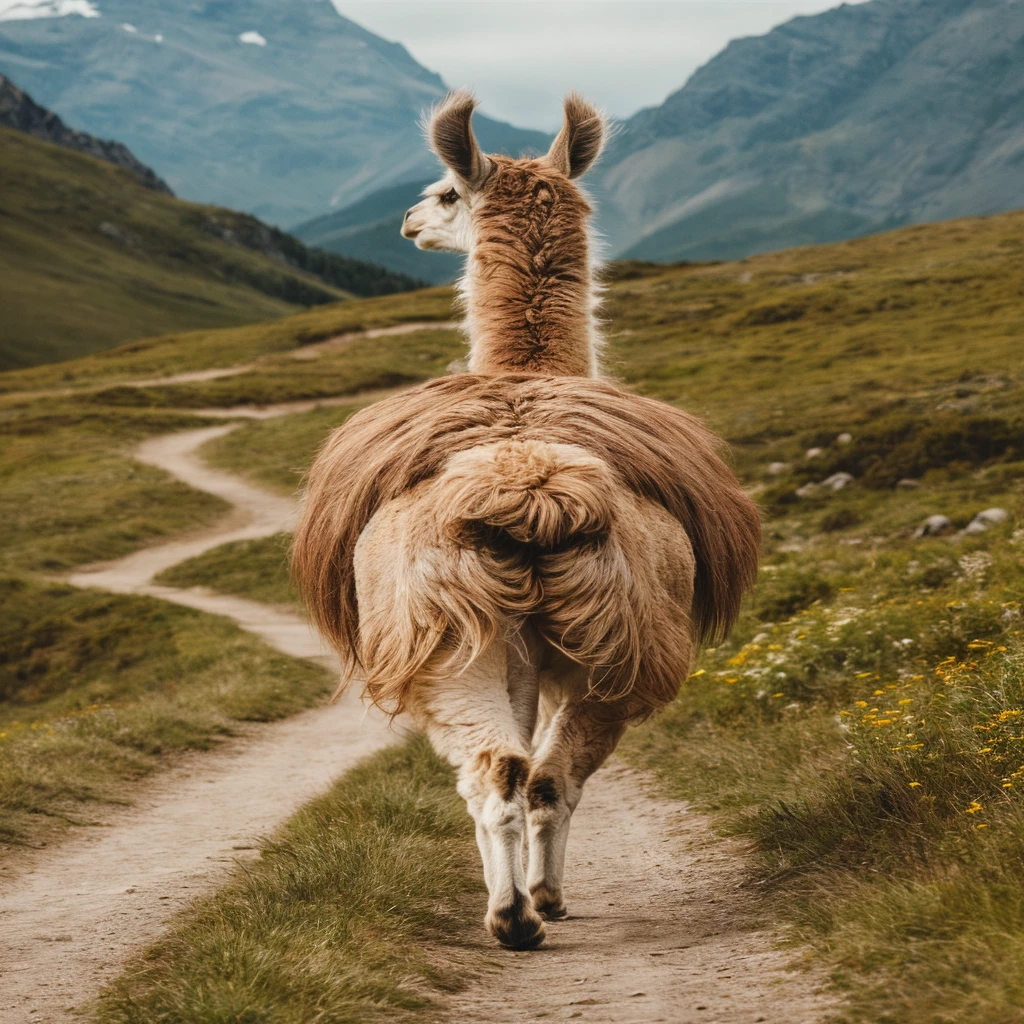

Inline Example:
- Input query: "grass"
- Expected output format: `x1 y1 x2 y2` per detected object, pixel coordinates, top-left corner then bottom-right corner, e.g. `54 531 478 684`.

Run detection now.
155 534 297 608
0 287 455 396
0 575 331 850
91 735 487 1024
2 207 1024 1019
0 403 228 574
104 211 1024 1022
0 127 426 372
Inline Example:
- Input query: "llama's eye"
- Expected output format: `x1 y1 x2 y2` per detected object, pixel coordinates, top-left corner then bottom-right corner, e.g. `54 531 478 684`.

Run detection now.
438 189 459 206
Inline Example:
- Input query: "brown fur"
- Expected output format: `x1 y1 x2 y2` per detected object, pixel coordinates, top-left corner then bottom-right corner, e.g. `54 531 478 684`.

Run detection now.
291 374 760 715
547 90 606 180
465 155 597 377
427 88 493 187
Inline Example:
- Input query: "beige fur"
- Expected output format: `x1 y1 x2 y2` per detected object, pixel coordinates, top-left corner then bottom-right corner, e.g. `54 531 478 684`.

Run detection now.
292 91 760 949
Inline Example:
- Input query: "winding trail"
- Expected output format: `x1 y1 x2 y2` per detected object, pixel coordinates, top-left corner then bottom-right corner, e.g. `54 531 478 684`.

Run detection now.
1 400 394 1024
443 766 833 1024
1 327 836 1023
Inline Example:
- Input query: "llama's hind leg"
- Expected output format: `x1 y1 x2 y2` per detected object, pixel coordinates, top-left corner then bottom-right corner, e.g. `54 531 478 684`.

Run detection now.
408 641 545 950
526 694 625 919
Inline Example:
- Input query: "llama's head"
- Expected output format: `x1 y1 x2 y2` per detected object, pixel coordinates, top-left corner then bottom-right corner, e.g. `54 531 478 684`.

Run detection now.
401 89 607 253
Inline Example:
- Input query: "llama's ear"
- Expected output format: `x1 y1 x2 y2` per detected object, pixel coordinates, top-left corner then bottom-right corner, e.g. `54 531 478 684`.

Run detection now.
546 91 607 179
427 89 493 189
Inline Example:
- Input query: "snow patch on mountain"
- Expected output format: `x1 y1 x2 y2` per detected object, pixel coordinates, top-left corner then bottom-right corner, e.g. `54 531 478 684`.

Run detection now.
0 0 98 21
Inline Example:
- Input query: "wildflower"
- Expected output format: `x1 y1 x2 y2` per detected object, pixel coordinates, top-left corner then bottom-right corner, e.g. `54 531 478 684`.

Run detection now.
976 824 989 830
772 692 784 698
965 801 983 815
1003 783 1014 789
909 782 922 788
855 701 868 708
898 699 913 706
874 689 885 696
978 748 993 754
689 669 706 679
855 671 873 679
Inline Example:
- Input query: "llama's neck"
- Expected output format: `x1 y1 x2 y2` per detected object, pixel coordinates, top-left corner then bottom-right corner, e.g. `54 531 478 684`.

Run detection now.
460 177 601 378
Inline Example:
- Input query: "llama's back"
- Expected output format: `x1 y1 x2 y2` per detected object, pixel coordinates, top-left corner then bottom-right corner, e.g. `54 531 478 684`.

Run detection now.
292 374 760 716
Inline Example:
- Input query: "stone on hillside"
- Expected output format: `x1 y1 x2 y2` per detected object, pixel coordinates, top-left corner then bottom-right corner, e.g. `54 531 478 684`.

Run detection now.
767 462 792 475
896 479 921 490
914 514 955 538
960 507 1010 536
975 508 1009 526
822 472 854 491
796 483 820 499
837 432 853 445
805 447 823 460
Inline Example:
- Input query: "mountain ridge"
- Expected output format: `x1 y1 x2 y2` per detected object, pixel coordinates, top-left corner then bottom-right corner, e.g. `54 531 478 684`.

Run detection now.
594 0 1024 261
0 70 172 193
0 0 550 225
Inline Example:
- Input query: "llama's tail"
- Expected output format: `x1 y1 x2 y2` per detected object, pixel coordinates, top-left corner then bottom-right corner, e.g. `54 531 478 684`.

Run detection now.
354 439 693 719
440 439 615 550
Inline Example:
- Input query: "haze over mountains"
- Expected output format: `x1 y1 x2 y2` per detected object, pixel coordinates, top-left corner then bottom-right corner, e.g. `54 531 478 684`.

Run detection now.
595 0 1024 262
0 0 1021 275
0 0 549 226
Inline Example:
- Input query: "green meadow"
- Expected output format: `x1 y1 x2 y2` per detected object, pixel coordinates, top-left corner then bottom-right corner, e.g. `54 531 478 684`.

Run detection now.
1 209 1022 1021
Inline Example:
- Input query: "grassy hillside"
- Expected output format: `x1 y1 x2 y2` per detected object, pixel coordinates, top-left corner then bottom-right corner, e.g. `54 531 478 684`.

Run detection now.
93 209 1023 1023
1 208 1022 1020
0 127 420 371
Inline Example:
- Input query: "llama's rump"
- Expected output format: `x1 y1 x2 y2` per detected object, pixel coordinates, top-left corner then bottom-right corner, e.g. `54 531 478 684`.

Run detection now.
292 374 760 708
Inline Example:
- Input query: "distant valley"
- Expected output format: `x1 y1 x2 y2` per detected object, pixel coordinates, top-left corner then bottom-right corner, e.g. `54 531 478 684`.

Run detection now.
0 78 420 369
0 0 1020 279
0 0 549 227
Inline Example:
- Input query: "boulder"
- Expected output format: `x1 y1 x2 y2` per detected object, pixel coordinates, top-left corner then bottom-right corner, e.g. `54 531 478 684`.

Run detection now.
822 472 854 491
767 461 792 475
960 507 1010 536
837 432 853 445
896 479 921 490
805 447 824 460
914 514 955 538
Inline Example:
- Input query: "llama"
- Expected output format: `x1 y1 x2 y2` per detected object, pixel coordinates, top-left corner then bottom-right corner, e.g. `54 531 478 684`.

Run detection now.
292 90 760 951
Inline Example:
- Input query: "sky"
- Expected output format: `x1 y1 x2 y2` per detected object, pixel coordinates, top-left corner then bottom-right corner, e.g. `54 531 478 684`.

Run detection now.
337 1 870 130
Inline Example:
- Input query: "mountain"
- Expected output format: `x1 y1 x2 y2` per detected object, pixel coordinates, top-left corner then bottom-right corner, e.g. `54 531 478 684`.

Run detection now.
0 119 421 370
293 179 463 285
0 0 550 227
0 71 172 193
594 0 1024 262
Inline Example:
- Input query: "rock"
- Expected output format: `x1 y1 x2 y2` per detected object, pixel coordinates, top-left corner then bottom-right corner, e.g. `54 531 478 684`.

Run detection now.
914 514 955 538
961 519 990 536
959 507 1010 537
837 432 853 445
896 478 921 490
975 507 1009 526
767 461 791 475
822 472 854 491
805 447 823 460
795 483 820 498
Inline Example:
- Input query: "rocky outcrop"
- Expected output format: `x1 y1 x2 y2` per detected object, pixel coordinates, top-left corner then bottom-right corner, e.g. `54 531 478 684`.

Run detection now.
595 0 1024 261
0 73 173 194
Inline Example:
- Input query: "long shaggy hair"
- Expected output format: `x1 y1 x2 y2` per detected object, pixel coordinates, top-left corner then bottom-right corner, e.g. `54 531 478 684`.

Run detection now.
292 374 760 716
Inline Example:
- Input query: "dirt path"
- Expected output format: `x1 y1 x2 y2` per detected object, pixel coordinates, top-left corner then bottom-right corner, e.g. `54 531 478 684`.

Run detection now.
443 765 834 1024
1 408 393 1024
2 350 836 1023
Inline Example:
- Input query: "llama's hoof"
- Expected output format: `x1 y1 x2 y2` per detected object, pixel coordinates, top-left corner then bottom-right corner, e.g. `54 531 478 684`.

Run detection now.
486 892 546 950
530 883 567 920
